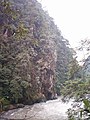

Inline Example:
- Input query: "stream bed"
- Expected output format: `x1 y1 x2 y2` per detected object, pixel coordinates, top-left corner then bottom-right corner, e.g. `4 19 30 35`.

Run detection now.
0 97 73 120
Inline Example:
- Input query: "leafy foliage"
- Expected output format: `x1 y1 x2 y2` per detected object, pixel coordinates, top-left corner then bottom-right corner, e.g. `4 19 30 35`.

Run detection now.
67 99 90 120
0 0 30 109
55 39 74 94
0 0 79 113
61 79 90 101
61 78 90 119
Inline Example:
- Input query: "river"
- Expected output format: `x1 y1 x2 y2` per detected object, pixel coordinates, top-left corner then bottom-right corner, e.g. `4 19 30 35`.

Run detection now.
0 97 73 120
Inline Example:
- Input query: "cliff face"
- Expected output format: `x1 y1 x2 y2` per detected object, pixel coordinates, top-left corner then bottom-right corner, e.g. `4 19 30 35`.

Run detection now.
0 0 73 106
14 0 57 101
0 0 58 104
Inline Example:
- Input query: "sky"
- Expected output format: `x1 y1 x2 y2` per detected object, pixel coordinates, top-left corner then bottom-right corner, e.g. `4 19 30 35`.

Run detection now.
37 0 90 61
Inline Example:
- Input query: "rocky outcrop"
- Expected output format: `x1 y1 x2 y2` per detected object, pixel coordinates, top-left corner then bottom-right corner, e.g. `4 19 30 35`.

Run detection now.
0 0 58 105
0 0 73 106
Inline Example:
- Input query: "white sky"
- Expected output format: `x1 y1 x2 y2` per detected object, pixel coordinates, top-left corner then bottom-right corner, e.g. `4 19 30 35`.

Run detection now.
37 0 90 61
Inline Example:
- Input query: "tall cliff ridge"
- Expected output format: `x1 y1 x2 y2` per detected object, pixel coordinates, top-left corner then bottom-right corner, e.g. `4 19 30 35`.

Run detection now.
0 0 72 105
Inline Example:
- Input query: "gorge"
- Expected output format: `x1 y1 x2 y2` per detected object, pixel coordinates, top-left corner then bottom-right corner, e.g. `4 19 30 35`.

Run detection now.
0 0 78 119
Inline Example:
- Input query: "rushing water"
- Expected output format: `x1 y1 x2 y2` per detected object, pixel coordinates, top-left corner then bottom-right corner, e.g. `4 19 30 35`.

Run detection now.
0 97 73 120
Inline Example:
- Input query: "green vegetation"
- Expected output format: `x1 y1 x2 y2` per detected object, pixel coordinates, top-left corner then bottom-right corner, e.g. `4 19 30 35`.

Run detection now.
61 79 89 100
0 1 90 120
0 0 75 112
0 0 29 111
61 75 90 119
60 38 90 119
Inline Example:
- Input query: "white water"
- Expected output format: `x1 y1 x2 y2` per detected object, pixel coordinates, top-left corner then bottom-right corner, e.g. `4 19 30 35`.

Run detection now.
1 97 73 120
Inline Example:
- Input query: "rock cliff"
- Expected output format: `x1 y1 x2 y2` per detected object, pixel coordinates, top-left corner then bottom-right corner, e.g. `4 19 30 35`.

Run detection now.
0 0 58 105
0 0 73 106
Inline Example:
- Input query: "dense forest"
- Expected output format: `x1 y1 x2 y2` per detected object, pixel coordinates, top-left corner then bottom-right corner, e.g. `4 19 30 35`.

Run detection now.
0 0 90 120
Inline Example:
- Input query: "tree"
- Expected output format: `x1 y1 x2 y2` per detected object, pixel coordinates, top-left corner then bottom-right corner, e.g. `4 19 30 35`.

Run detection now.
68 57 80 79
77 39 90 81
0 0 29 105
55 36 75 95
61 38 90 119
